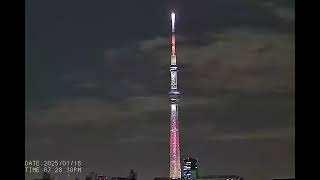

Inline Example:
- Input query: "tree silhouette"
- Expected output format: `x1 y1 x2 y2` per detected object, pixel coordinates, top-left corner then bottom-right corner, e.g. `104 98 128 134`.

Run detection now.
128 169 137 180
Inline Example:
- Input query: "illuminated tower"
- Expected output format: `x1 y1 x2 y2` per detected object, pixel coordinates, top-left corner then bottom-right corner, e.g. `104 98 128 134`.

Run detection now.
169 12 181 180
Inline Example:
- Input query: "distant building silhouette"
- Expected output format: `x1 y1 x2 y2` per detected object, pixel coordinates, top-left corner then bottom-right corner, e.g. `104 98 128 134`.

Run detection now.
33 172 54 180
198 175 243 180
111 177 129 180
85 172 96 180
153 177 182 180
96 174 108 180
182 157 198 180
128 169 137 180
153 177 169 180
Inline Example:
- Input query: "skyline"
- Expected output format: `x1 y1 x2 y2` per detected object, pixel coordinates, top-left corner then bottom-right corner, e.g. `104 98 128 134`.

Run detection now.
25 1 295 180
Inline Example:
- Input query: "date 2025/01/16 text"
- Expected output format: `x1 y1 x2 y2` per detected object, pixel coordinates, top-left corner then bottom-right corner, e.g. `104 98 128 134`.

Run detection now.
25 160 82 174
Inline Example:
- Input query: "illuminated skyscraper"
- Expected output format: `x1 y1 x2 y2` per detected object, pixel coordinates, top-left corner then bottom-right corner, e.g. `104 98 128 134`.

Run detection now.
168 12 181 180
182 157 198 180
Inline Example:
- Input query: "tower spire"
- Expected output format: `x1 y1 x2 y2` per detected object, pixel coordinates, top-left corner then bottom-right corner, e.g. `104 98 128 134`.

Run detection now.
171 12 175 33
169 12 181 180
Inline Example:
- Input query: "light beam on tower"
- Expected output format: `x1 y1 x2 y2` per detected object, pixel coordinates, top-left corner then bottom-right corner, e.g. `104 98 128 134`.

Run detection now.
168 12 181 180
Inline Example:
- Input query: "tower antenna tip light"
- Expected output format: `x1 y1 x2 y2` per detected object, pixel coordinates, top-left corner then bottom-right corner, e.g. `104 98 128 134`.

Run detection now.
171 12 175 19
171 13 175 22
171 13 175 32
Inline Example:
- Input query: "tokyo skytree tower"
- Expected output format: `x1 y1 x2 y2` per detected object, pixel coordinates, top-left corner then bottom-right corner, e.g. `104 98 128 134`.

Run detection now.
168 12 181 179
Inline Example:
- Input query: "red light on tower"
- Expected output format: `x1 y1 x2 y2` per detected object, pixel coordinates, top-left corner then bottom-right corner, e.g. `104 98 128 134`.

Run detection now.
172 34 175 45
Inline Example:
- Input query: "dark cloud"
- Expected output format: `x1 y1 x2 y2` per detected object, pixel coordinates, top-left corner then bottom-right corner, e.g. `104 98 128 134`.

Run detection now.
258 0 295 22
208 126 294 141
104 29 295 96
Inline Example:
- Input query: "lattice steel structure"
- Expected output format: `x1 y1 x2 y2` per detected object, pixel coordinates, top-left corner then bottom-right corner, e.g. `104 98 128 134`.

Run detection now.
168 12 181 180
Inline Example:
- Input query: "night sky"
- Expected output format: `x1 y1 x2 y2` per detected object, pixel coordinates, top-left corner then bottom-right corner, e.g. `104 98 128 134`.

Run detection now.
25 0 295 180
